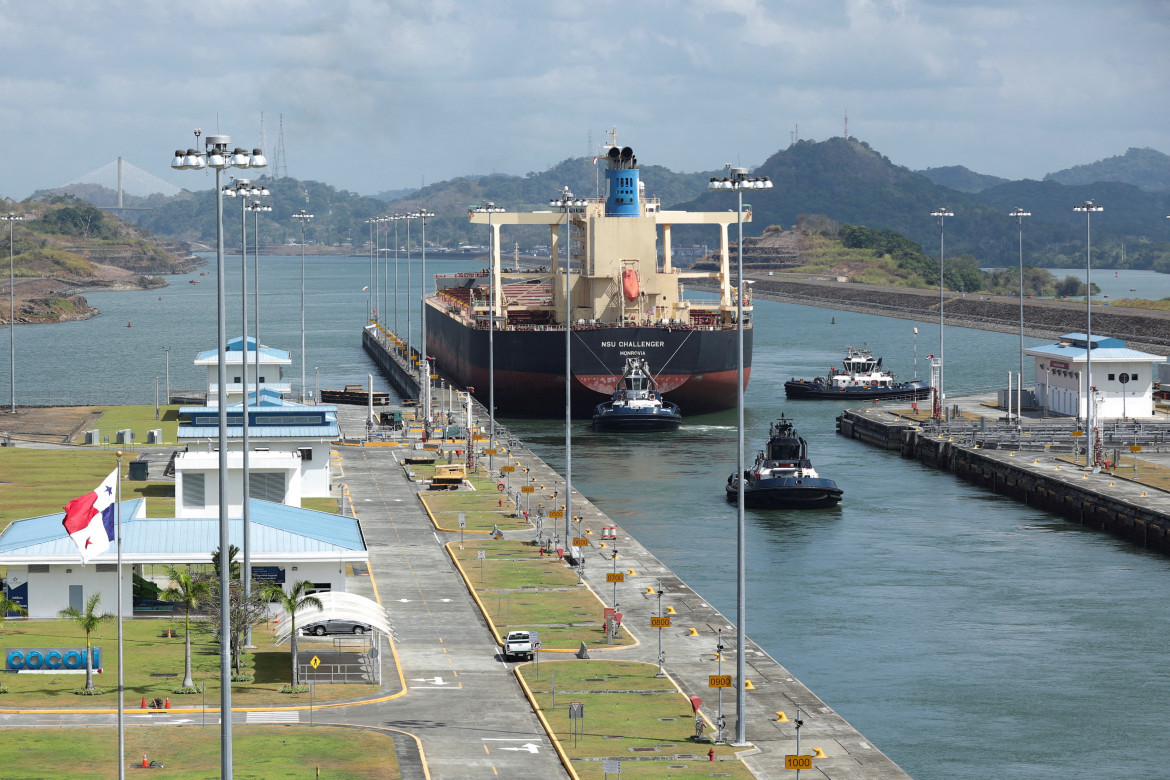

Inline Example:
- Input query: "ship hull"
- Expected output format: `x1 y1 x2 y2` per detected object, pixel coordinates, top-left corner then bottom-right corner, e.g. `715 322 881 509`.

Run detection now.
427 305 752 417
784 379 930 402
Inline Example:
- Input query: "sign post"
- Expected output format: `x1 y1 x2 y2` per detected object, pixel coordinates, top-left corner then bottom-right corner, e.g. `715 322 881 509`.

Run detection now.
458 513 466 550
478 549 485 580
568 701 584 747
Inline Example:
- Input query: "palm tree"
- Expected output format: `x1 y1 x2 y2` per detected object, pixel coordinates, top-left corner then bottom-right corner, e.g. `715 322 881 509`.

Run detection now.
58 593 115 692
161 567 210 689
0 593 27 635
211 544 241 581
262 580 323 686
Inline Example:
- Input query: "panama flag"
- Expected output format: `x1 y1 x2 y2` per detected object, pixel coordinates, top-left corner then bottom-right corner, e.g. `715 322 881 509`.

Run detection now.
61 469 118 563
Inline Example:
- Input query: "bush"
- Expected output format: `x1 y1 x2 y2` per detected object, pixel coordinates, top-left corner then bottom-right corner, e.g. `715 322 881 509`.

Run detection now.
230 672 254 683
171 685 202 695
74 687 106 696
278 684 311 694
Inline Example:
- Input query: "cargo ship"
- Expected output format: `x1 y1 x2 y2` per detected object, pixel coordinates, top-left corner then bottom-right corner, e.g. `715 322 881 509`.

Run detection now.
425 140 754 417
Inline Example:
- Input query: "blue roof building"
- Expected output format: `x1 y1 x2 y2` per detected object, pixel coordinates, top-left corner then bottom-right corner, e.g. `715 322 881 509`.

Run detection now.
1024 333 1166 420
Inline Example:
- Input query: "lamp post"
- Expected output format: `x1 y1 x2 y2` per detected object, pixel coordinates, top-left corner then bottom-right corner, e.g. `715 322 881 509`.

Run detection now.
172 129 266 780
379 215 391 332
931 208 954 411
1074 199 1103 463
392 214 402 340
549 187 586 552
5 212 23 414
364 217 376 322
223 178 269 649
1010 207 1030 422
247 200 272 414
404 212 416 362
707 166 771 746
164 346 171 407
292 209 314 403
471 203 505 474
416 209 435 429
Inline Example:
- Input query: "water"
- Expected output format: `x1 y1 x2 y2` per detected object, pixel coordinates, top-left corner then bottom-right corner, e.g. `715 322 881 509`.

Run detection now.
8 256 1170 778
1048 266 1170 302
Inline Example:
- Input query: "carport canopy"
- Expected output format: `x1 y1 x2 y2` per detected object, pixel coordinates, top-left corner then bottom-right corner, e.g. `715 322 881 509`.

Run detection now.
271 591 393 643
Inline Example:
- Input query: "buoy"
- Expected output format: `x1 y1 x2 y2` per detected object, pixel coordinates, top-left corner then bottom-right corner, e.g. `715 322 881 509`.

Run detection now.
813 747 826 758
127 322 132 328
776 711 788 722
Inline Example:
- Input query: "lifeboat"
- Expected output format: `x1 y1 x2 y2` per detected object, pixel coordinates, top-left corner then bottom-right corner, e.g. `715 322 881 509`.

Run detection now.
622 268 639 301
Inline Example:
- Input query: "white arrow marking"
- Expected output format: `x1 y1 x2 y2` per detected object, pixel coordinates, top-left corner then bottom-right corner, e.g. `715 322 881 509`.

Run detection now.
500 743 541 753
438 598 452 602
410 676 446 685
398 598 411 602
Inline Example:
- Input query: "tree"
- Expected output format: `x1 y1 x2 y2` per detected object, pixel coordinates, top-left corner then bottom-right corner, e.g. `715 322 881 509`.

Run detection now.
211 544 241 581
58 593 115 692
202 580 270 674
263 580 323 686
0 593 27 634
161 567 210 688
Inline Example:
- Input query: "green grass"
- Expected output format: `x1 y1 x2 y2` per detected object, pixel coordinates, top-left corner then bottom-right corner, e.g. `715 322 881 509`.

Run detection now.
0 619 377 708
0 725 399 778
451 540 634 650
520 660 754 779
82 404 182 446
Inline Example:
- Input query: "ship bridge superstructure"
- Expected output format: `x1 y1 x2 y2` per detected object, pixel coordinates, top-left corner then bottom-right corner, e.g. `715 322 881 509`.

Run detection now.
443 145 752 333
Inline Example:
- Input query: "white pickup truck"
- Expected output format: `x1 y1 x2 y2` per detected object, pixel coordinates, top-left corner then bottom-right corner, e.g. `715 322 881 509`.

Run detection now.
503 630 540 661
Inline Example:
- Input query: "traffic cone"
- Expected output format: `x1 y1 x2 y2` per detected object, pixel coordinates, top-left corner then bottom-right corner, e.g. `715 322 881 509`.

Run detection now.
140 696 146 709
143 754 148 768
164 697 170 709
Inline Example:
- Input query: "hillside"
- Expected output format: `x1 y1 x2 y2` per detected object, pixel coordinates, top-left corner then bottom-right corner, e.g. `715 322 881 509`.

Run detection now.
916 165 1008 193
1044 147 1170 192
2 197 198 325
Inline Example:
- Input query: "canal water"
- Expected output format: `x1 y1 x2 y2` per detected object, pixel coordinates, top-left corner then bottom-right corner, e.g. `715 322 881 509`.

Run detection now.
7 258 1170 778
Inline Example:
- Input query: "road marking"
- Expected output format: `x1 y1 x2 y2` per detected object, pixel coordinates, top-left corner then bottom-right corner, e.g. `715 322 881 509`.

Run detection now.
499 743 541 753
246 711 299 723
410 676 446 685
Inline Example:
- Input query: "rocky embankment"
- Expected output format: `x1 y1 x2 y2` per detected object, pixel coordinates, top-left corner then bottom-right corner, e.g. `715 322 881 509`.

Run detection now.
692 276 1170 354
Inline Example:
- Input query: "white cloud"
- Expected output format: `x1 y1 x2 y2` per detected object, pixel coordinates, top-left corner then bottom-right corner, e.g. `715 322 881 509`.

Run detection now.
0 0 1167 199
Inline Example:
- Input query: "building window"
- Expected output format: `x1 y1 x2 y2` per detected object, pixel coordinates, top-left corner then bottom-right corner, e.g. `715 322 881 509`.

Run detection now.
184 473 206 509
298 447 313 462
1108 373 1115 381
249 472 286 503
1134 374 1139 381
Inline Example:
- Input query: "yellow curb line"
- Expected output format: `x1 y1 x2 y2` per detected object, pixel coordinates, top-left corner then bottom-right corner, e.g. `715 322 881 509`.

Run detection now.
443 541 639 652
513 664 582 780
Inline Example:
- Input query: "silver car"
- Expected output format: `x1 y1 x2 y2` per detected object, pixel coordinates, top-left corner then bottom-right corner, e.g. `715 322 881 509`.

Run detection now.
301 618 372 636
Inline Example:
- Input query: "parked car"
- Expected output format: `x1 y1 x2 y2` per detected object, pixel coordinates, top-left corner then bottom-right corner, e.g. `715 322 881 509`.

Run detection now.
301 618 372 636
503 630 539 661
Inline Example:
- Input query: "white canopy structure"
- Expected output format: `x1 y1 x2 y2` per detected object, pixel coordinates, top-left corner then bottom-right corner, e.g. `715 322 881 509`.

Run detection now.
271 591 393 644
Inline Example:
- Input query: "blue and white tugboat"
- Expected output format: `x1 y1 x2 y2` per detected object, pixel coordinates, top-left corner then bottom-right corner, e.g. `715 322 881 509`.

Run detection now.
726 414 843 509
592 358 682 432
784 345 929 401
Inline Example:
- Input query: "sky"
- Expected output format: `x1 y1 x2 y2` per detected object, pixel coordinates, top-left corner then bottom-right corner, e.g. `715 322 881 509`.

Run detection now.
2 0 1169 200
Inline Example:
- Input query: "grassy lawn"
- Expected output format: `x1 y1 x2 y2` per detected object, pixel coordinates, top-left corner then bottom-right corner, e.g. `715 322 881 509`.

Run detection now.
519 660 754 779
450 540 634 651
0 725 399 778
0 619 378 708
80 404 182 446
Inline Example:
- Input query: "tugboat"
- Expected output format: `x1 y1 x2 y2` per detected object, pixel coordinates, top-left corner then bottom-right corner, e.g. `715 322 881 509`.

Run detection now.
592 358 682 432
726 415 843 509
784 345 929 401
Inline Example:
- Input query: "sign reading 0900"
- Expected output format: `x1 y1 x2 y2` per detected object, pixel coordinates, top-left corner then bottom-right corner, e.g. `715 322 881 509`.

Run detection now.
6 646 102 672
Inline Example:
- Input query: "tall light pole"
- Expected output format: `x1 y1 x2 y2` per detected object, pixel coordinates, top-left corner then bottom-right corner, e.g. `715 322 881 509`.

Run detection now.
172 129 266 780
1009 207 1031 420
364 217 376 322
471 203 505 474
293 209 314 403
379 215 391 331
708 166 771 746
404 212 416 362
4 212 23 414
931 208 954 409
163 345 171 407
223 178 268 649
550 187 585 548
247 199 272 414
416 209 435 429
1074 199 1103 463
392 214 402 340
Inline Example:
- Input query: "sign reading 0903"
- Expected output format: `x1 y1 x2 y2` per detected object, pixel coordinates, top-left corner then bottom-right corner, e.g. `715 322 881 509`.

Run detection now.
6 646 102 672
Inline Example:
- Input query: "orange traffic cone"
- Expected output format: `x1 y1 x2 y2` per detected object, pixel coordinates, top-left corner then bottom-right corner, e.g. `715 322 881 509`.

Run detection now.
164 697 170 709
142 754 148 767
140 696 146 709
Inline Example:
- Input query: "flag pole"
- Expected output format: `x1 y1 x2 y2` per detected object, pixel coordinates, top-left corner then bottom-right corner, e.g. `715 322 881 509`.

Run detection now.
115 451 125 780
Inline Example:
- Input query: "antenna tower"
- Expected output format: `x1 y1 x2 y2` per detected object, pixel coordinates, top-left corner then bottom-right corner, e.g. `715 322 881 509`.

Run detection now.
273 114 289 179
844 110 849 140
